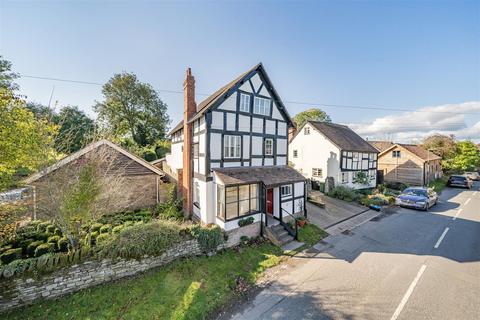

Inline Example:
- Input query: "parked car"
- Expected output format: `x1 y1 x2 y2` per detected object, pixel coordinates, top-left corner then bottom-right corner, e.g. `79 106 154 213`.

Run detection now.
464 172 480 181
447 175 473 189
395 187 438 211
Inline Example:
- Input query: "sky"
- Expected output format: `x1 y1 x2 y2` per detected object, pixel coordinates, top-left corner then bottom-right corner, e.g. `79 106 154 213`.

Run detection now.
1 0 479 142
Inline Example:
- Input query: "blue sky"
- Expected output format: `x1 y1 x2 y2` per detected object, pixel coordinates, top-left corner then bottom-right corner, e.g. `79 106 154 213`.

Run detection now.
1 0 479 142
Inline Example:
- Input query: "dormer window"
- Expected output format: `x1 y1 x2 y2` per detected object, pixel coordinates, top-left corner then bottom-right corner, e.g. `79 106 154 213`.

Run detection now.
253 97 270 115
239 93 250 112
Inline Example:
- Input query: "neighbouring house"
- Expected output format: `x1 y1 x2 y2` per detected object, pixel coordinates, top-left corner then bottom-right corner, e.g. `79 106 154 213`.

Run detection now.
369 141 442 186
288 121 379 190
23 140 167 219
164 63 307 233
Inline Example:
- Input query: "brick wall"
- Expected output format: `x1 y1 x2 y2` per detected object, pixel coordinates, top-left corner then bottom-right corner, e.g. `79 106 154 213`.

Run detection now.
0 222 261 313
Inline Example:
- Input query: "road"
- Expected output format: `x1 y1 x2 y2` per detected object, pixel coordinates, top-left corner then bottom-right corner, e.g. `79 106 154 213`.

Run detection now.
227 183 480 320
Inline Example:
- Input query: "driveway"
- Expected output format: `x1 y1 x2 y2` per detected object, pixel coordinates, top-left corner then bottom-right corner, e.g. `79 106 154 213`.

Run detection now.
307 191 375 229
225 183 480 320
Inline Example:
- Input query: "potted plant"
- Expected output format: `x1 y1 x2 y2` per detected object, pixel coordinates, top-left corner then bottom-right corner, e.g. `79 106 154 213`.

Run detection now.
296 216 307 227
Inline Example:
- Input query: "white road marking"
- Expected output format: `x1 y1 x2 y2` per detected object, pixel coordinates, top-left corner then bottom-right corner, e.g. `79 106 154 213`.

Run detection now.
464 198 471 205
453 209 462 221
390 264 427 320
434 227 450 249
473 191 478 196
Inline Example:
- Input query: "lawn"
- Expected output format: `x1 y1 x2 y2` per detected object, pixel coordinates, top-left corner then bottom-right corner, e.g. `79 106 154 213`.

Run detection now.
297 223 328 246
3 242 284 320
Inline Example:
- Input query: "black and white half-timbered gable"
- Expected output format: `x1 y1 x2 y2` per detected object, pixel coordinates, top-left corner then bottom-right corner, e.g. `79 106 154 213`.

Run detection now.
289 121 378 190
165 63 307 232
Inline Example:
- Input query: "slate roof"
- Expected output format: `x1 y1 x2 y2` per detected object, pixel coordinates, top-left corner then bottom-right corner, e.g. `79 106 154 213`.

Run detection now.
308 121 378 153
213 166 306 187
169 63 293 135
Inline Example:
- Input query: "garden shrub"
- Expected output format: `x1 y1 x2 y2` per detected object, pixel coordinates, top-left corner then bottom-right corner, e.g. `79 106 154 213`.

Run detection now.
19 238 34 253
99 224 112 234
123 221 134 228
26 241 44 257
0 245 13 255
159 204 183 220
34 232 48 242
46 225 56 234
327 186 363 202
0 248 22 264
112 225 124 234
48 235 61 246
54 228 62 236
385 181 409 191
190 224 224 253
143 150 157 162
57 238 69 252
36 222 50 233
98 220 185 259
238 216 255 227
34 243 53 257
95 233 112 246
91 223 103 233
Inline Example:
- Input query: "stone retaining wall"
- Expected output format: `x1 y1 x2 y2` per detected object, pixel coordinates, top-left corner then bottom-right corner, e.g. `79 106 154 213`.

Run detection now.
0 221 260 313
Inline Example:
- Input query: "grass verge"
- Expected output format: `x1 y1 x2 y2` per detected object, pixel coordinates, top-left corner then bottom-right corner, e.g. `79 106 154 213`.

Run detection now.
428 176 449 193
297 223 328 246
3 242 283 320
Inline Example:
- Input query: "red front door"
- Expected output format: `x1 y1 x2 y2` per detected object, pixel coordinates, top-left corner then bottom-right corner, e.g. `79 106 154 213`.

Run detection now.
266 189 273 215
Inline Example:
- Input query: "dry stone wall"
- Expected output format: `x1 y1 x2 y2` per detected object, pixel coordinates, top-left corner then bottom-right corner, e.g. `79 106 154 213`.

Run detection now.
0 222 260 313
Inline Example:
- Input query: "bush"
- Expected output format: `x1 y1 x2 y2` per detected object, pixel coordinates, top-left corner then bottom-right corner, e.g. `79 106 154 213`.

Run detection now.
98 220 186 259
0 245 13 255
327 186 363 202
34 232 48 242
143 150 157 162
96 233 113 246
238 217 255 227
57 238 69 252
99 224 112 234
34 243 53 257
46 225 56 234
0 248 22 264
123 221 134 228
385 181 409 191
19 238 34 253
112 225 124 234
47 235 61 246
54 228 62 236
91 223 103 233
190 225 224 253
26 241 44 257
37 222 50 233
159 204 183 220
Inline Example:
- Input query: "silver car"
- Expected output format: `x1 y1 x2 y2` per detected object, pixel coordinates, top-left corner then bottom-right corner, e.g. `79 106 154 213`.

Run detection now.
395 187 438 211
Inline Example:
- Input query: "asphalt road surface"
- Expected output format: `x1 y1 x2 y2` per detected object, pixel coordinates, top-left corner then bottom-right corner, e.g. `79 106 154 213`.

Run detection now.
228 183 480 320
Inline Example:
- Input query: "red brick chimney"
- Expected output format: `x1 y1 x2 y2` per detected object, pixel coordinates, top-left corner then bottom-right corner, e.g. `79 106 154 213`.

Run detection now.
182 68 196 217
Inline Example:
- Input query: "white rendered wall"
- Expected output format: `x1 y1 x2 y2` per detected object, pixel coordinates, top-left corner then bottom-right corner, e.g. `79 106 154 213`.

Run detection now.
165 142 183 171
289 123 341 181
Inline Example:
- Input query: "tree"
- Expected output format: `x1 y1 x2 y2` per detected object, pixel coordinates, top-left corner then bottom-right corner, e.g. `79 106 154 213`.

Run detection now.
445 141 480 172
26 102 55 120
0 56 19 91
55 106 96 153
422 134 456 159
293 108 331 128
0 89 58 190
94 72 170 147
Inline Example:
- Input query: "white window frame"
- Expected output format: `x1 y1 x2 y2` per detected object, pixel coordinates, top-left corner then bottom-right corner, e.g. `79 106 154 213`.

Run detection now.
239 93 250 112
312 168 323 178
253 96 271 115
281 185 292 197
224 135 241 159
341 172 349 184
265 138 273 156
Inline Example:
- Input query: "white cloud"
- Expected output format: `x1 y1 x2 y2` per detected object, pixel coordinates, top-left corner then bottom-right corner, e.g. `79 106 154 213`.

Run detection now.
348 101 480 143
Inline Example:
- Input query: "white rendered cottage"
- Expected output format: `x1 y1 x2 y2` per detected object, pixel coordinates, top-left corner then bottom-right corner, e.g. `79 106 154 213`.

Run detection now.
165 64 307 233
288 121 379 190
